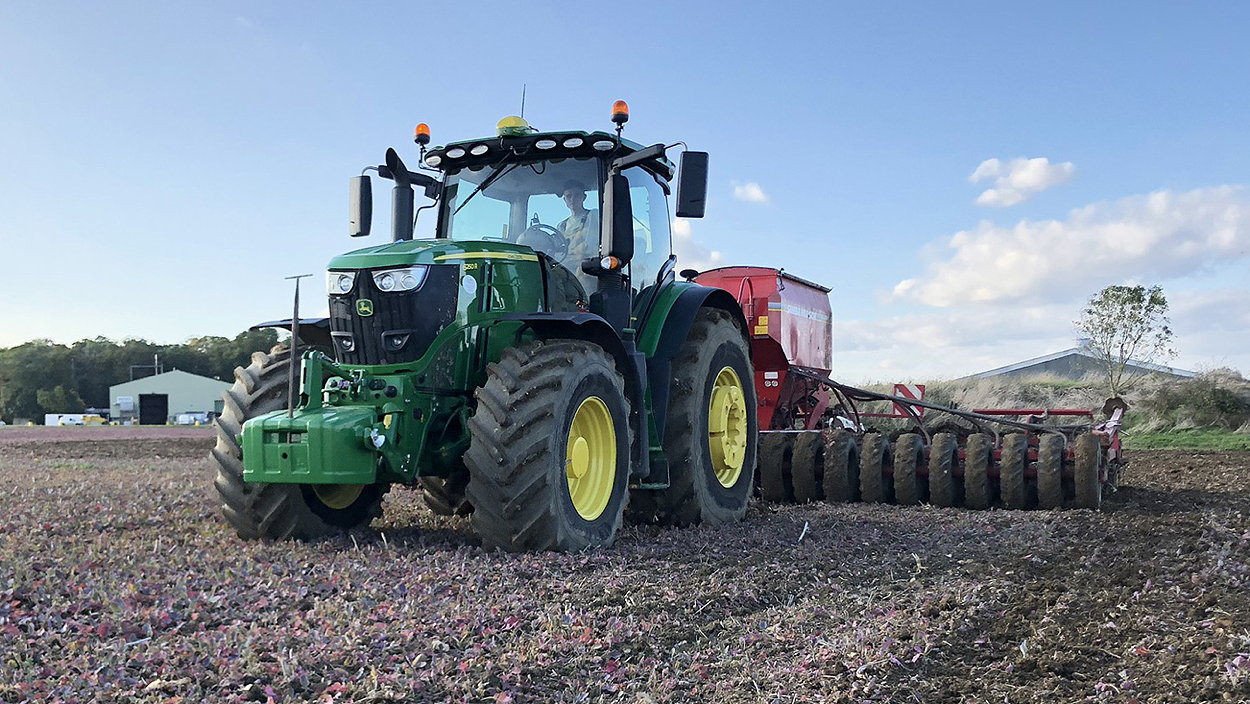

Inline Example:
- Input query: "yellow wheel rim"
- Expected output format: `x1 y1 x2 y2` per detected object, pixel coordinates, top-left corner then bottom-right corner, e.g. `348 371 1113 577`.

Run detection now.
709 366 748 487
565 396 616 521
313 484 365 510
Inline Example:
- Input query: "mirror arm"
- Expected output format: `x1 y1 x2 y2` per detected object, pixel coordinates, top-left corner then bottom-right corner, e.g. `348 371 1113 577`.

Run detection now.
609 143 667 174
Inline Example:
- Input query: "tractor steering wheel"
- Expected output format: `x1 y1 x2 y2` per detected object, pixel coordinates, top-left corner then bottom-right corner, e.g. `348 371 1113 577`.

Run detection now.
517 222 569 261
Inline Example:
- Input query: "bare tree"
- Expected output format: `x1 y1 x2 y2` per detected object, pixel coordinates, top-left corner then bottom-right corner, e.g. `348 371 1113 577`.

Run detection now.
1075 284 1176 396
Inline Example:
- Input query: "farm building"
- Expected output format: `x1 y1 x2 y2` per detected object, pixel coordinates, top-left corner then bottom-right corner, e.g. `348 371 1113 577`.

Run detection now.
968 341 1196 381
108 370 231 425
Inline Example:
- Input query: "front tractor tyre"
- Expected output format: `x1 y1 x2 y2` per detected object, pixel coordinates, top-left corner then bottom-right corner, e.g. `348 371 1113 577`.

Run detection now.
418 476 473 516
210 346 387 540
637 307 757 526
463 340 631 552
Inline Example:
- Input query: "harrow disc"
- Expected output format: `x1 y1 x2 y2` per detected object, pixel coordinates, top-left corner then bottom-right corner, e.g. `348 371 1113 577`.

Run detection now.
892 433 924 506
964 433 993 509
790 432 824 503
821 429 859 502
858 433 893 504
1036 434 1064 509
1073 432 1102 509
927 432 959 508
999 433 1029 509
758 432 795 503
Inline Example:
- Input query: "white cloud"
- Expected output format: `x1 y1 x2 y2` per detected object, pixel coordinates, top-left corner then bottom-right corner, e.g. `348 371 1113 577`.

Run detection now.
838 305 1073 353
1171 287 1250 332
835 288 1250 382
891 186 1250 307
731 181 769 204
833 187 1250 381
970 157 1075 207
672 219 723 273
834 305 1080 382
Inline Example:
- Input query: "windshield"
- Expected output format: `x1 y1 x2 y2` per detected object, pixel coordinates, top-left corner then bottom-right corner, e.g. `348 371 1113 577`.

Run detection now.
440 157 602 261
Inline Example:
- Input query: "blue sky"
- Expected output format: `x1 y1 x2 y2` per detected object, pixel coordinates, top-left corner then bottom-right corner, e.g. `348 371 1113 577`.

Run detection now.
2 1 1247 382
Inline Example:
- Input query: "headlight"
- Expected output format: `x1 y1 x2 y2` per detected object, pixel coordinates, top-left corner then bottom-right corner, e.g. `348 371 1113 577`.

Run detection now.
327 271 356 295
372 265 428 292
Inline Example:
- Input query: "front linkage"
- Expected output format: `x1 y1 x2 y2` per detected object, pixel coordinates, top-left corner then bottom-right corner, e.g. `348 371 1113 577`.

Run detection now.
241 350 465 489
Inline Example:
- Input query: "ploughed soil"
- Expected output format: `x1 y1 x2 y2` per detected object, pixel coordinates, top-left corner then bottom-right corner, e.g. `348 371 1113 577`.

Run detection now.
0 431 1246 703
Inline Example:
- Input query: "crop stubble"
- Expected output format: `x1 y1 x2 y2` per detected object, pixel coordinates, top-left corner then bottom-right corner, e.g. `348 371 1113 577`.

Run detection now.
0 430 1247 703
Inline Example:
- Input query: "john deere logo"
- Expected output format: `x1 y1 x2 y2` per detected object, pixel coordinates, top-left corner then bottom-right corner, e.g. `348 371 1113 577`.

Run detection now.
356 299 374 317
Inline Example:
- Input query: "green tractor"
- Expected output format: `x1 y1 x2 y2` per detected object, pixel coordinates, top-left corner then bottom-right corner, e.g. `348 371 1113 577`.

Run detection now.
211 103 757 551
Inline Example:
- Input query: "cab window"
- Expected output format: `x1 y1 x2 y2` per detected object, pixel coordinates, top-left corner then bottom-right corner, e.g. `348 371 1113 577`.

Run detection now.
624 166 672 292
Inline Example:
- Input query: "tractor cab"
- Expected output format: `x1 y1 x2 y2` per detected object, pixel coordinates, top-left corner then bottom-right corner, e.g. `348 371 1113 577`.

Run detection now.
429 120 677 299
351 106 709 332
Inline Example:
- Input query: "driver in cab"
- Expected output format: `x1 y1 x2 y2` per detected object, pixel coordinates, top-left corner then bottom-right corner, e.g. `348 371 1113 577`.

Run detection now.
557 179 598 268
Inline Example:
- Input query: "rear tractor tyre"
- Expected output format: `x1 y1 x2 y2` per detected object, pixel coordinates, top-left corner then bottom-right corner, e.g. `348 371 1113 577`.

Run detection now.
963 433 993 510
464 340 631 551
892 433 924 506
642 308 757 524
858 433 893 504
210 345 387 540
1073 432 1103 509
927 432 959 508
418 475 473 516
999 433 1029 509
790 432 824 503
821 429 860 502
1036 434 1064 510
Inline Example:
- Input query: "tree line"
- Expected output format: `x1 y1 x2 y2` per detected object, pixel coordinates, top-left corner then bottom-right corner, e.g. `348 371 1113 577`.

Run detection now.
0 329 280 422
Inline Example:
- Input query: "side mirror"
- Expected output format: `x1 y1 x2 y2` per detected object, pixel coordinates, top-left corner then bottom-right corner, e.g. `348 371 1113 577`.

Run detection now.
349 175 372 238
607 172 633 262
675 151 709 218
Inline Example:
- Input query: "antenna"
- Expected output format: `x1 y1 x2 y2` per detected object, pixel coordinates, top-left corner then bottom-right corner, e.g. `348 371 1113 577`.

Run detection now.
520 84 527 119
285 273 313 418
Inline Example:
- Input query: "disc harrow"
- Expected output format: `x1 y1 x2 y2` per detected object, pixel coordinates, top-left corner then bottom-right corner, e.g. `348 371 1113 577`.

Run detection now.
688 266 1127 512
755 372 1127 510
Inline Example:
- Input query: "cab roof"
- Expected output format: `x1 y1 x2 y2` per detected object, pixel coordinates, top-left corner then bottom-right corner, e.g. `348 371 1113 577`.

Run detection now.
424 129 676 182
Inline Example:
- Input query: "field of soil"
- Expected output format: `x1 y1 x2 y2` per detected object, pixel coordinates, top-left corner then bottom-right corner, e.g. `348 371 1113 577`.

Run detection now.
1 429 1247 703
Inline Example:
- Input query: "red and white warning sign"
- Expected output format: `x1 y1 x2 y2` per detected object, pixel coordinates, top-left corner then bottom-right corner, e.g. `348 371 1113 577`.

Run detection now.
892 383 925 419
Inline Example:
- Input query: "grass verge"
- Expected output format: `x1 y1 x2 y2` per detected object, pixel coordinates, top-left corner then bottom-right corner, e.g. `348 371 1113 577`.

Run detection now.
1122 429 1250 451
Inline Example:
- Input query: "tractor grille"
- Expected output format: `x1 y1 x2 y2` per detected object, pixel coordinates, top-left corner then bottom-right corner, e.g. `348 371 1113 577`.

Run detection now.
328 264 459 365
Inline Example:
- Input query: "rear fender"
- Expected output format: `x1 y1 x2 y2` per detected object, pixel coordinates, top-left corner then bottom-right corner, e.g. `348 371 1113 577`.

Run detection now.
251 318 333 351
638 284 749 439
496 312 649 479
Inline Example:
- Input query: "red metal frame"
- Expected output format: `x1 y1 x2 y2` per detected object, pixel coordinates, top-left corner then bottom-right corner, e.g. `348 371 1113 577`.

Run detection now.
697 265 1128 490
695 266 833 430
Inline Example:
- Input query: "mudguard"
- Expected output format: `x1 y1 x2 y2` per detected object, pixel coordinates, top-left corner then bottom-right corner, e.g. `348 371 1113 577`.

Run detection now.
250 318 332 351
639 284 749 440
496 312 650 480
